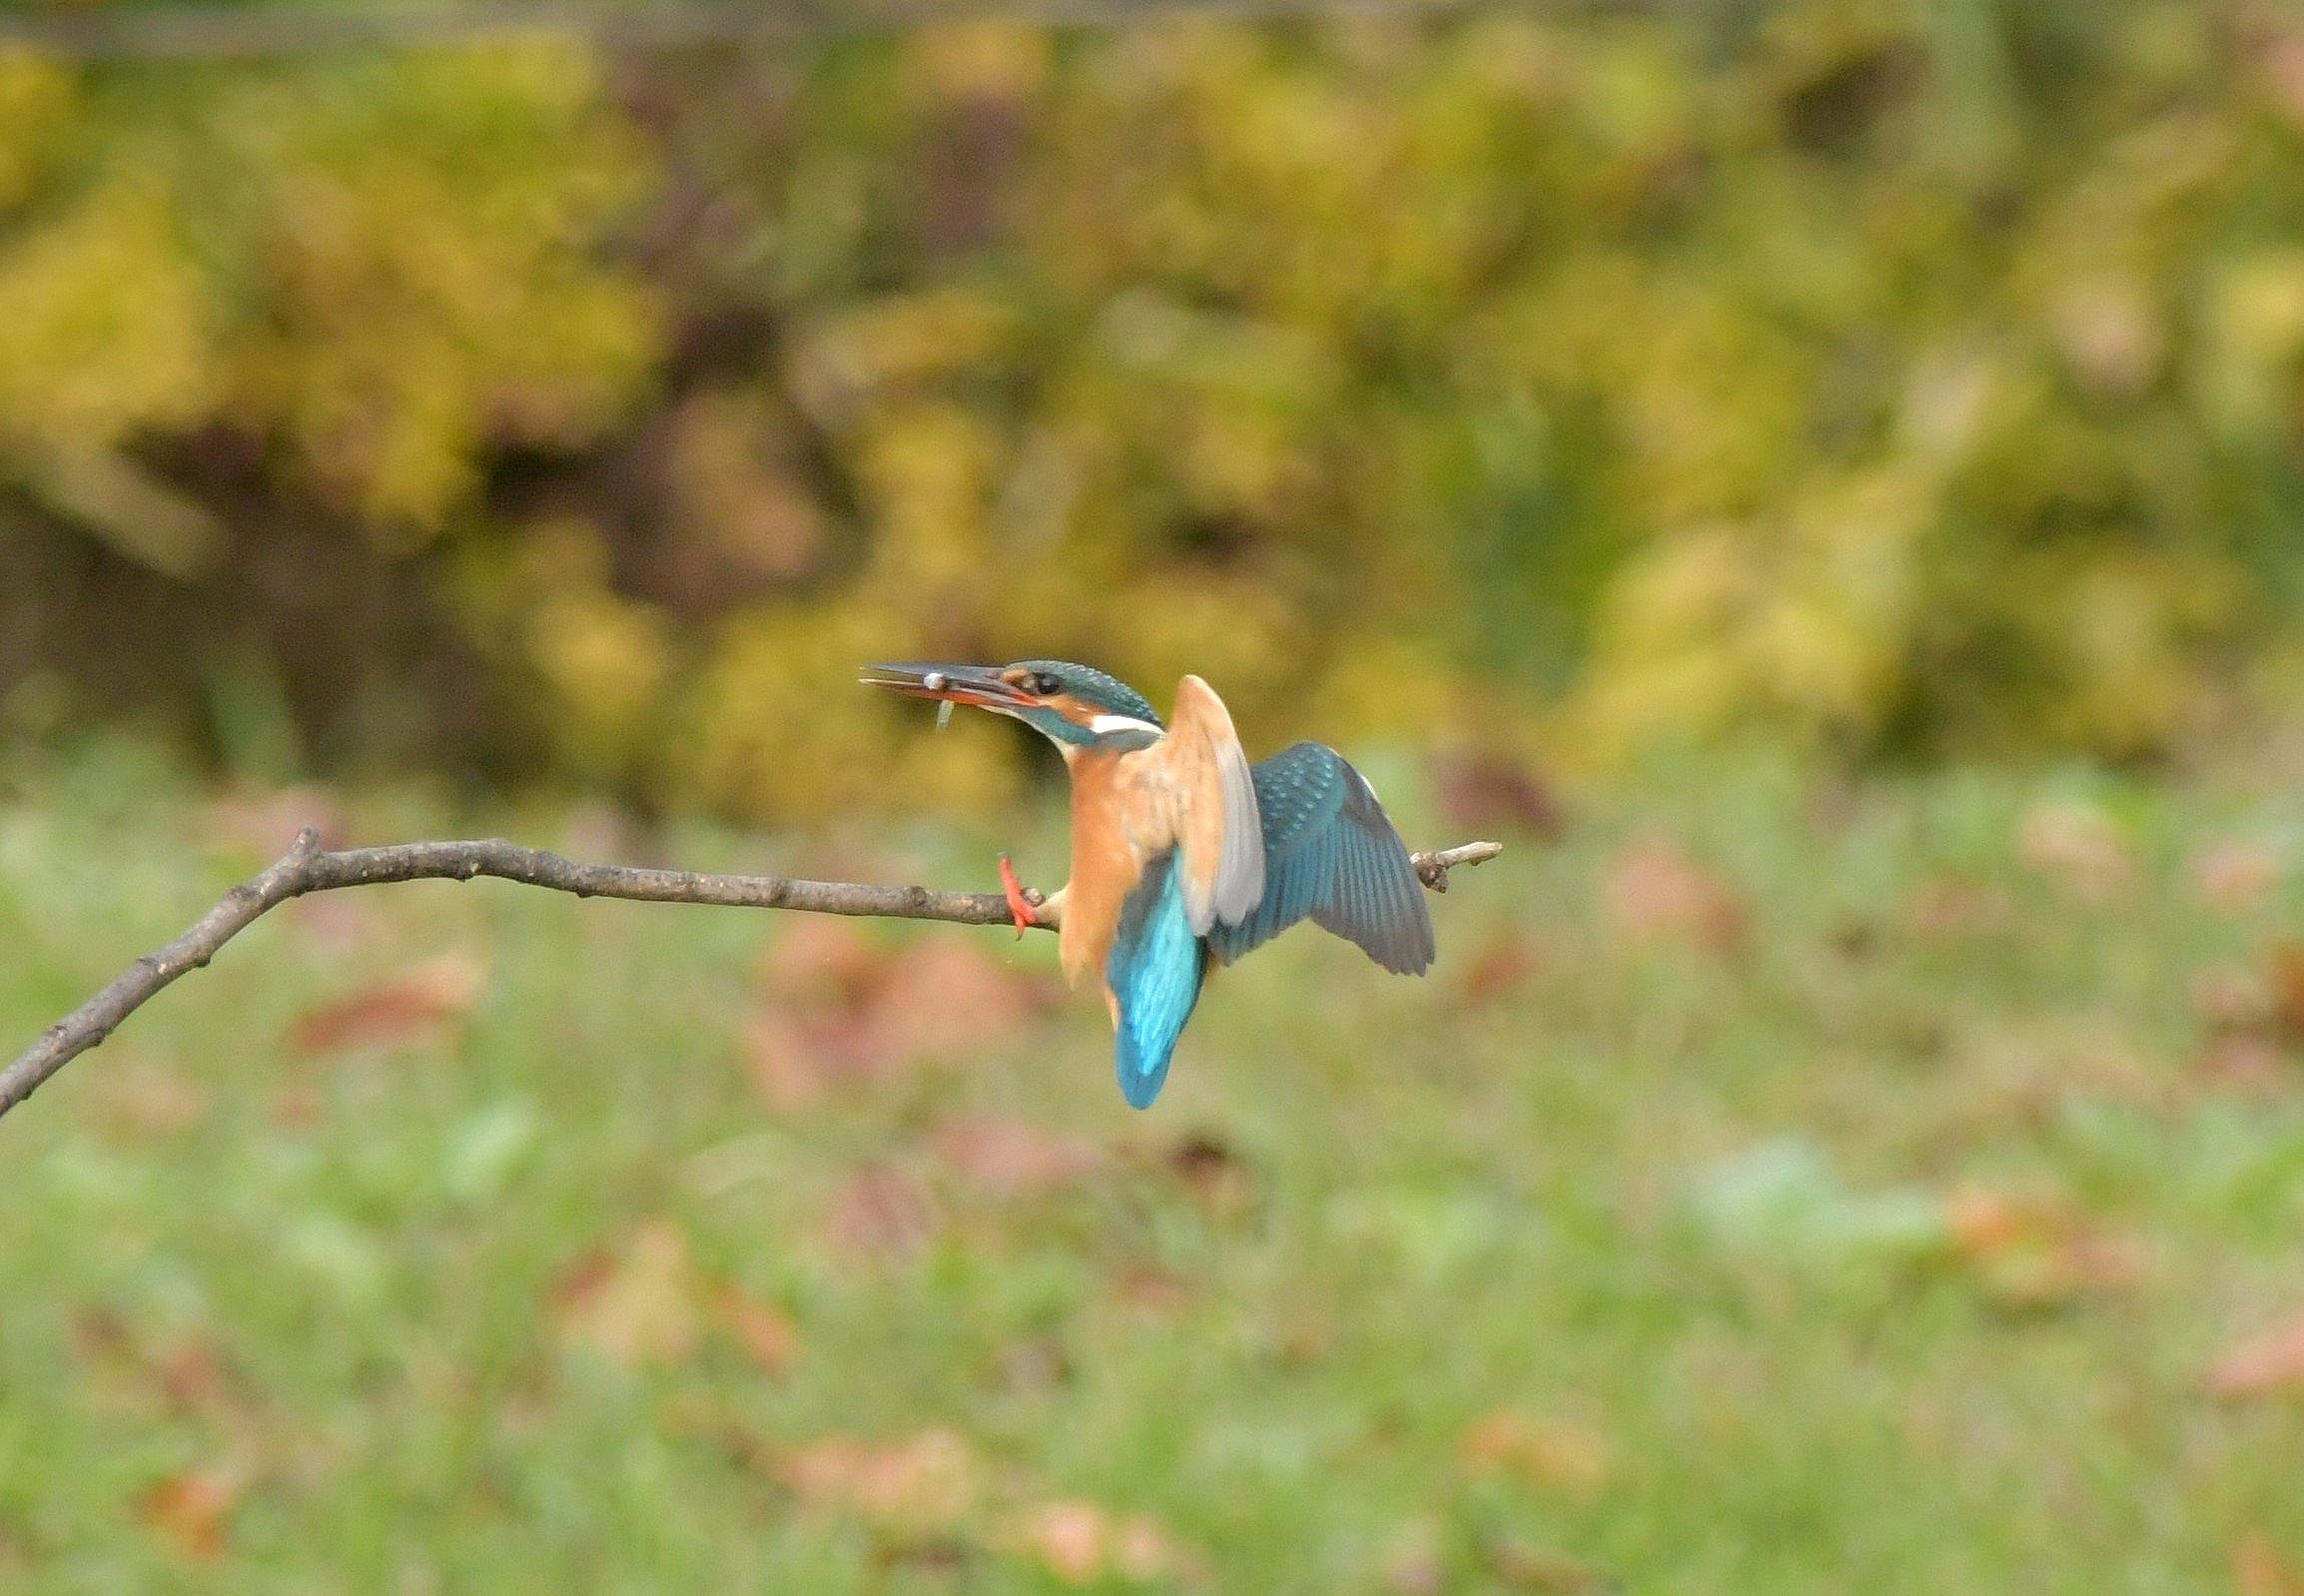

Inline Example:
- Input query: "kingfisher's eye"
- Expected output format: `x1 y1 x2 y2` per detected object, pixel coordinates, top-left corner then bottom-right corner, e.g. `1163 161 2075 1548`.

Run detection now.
1029 672 1060 696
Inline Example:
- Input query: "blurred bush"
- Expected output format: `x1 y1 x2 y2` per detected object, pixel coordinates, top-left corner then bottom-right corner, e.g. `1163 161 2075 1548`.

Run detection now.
5 0 2304 819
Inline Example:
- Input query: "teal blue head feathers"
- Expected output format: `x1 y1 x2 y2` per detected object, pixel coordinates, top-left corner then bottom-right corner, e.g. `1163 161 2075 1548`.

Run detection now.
859 660 1162 749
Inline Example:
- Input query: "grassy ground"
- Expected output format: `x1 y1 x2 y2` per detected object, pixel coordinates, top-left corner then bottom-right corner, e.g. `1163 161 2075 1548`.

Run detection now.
4 747 2304 1593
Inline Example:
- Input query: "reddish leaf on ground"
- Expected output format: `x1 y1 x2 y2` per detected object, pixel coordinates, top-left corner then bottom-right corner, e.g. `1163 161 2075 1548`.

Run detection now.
746 926 1054 1104
1007 1498 1198 1585
931 1117 1101 1198
2268 942 2304 1043
90 1056 208 1140
743 1009 830 1111
2192 838 2287 912
2236 1533 2304 1596
1943 1188 2141 1308
1603 833 1745 954
818 1164 939 1261
1458 930 1544 1006
1159 1132 1257 1217
1111 1264 1195 1316
1483 1536 1605 1593
2208 1310 2304 1399
2192 964 2275 1034
755 919 885 1009
554 1220 705 1368
2195 1033 2294 1095
779 1429 980 1532
1901 874 2015 941
716 1285 799 1376
1379 1518 1447 1596
861 939 1055 1066
139 1467 246 1562
1434 751 1565 839
1457 1411 1611 1498
287 952 487 1057
2015 802 2134 901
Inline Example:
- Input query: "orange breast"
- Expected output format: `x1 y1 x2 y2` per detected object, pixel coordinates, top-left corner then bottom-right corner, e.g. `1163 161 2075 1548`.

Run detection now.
1061 749 1150 992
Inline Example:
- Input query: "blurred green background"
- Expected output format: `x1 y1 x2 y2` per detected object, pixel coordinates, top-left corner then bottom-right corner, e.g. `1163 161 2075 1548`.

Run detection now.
11 0 2304 812
8 0 2304 1590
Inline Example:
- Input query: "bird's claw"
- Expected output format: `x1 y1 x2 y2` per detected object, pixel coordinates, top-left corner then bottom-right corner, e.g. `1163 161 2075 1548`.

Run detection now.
998 854 1043 939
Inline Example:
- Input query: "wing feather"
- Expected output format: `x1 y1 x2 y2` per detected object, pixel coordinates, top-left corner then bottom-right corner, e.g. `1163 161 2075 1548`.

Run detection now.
1205 744 1435 975
1150 674 1265 936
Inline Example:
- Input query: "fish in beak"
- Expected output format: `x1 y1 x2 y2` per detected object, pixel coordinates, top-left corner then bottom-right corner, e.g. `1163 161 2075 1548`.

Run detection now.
859 662 1035 727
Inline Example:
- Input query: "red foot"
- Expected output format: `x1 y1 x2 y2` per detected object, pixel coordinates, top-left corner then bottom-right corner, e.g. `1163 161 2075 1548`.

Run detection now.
999 854 1042 939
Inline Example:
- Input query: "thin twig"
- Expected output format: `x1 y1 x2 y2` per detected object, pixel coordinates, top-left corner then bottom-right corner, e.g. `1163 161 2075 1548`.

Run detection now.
0 830 1502 1121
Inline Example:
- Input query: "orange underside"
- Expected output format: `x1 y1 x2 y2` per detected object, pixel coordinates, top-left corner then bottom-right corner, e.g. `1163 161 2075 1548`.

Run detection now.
1056 705 1235 1019
1060 749 1139 1002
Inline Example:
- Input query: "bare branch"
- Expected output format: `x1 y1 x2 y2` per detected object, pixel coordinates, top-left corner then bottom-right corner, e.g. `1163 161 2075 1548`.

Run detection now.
0 829 1502 1122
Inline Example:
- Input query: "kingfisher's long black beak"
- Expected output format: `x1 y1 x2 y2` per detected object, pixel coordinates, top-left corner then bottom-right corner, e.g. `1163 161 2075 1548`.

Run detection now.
859 662 1033 713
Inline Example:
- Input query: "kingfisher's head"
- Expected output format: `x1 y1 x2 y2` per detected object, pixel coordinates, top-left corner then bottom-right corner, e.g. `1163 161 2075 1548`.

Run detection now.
861 659 1163 753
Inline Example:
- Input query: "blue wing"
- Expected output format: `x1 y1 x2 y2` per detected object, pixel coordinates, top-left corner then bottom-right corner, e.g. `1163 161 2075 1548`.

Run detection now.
1107 850 1208 1109
1204 743 1435 975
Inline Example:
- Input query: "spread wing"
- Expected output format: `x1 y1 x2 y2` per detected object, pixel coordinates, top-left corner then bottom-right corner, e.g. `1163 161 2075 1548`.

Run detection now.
1204 742 1434 975
1142 674 1265 936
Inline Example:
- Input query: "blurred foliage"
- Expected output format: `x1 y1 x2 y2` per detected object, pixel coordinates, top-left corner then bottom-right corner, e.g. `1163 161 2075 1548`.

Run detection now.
8 0 2304 817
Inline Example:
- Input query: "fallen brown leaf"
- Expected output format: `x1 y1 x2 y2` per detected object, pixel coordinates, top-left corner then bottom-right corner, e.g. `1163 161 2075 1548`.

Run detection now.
90 1056 208 1139
755 919 885 1009
717 1285 799 1376
1007 1498 1195 1585
287 953 486 1057
555 1220 705 1368
1112 1265 1195 1316
1434 751 1564 839
2236 1532 2304 1596
2208 1309 2304 1400
862 938 1052 1067
780 1429 980 1532
151 1338 242 1419
1943 1188 2142 1309
745 926 1054 1104
743 1009 828 1112
2268 942 2304 1043
818 1165 939 1261
1902 874 2015 941
1485 1535 1604 1593
2192 838 2287 913
1457 1411 1610 1498
1603 834 1744 954
1161 1132 1257 1217
1379 1518 1447 1596
140 1467 246 1562
1459 930 1544 1006
2193 965 2275 1034
2196 1033 2293 1095
932 1117 1101 1198
1953 1179 2147 1307
2015 802 2134 902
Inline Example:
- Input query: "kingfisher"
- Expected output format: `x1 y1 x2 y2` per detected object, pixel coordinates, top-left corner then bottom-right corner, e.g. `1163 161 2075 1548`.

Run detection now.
860 660 1435 1108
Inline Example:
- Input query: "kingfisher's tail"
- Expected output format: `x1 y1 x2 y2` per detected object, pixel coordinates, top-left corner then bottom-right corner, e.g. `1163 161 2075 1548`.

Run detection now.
1108 851 1207 1109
